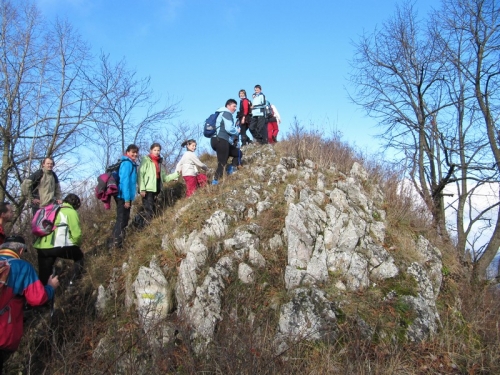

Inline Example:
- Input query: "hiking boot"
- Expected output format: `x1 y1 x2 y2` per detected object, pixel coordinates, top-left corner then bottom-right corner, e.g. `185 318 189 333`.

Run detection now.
226 165 234 175
212 179 218 185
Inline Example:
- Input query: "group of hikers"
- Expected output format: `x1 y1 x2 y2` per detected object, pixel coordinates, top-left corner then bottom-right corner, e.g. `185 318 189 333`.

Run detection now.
0 84 281 372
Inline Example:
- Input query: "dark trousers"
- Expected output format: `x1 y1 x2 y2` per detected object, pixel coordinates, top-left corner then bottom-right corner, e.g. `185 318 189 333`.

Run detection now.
240 121 252 145
113 197 131 247
142 179 161 223
0 350 12 375
249 115 268 144
211 137 242 180
37 246 84 285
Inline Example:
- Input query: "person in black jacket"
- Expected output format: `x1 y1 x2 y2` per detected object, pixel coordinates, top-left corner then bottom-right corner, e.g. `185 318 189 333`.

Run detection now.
237 89 252 146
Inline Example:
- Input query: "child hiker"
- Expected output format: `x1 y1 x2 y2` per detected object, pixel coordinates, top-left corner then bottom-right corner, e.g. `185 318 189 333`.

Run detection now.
175 140 208 197
138 143 177 225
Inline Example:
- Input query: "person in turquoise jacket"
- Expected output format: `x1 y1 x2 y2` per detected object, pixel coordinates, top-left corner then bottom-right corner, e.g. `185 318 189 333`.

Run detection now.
138 143 178 225
34 193 83 285
112 144 139 248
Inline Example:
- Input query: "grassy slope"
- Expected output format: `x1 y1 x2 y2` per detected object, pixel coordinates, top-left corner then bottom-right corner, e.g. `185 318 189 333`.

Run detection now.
5 133 500 375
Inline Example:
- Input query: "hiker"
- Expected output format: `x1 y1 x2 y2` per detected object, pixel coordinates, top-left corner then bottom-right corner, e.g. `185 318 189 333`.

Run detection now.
138 143 177 224
267 103 281 144
0 235 59 373
112 144 139 248
21 157 62 215
176 139 208 197
210 99 242 185
34 194 84 286
249 85 268 144
237 89 253 146
0 203 13 245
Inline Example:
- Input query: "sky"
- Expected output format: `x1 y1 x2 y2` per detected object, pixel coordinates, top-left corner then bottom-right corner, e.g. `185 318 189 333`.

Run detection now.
34 0 436 154
31 0 500 273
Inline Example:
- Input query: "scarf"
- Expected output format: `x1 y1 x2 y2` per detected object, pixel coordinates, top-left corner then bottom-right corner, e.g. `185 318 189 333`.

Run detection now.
150 154 161 178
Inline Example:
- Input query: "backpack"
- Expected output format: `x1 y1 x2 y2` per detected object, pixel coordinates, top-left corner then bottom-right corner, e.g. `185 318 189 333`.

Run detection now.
21 169 59 198
95 159 134 209
238 98 252 119
203 111 221 138
105 161 123 183
265 101 274 119
31 202 61 237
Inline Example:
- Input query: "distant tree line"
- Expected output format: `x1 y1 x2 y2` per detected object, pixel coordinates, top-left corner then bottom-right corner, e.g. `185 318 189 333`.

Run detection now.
350 0 500 278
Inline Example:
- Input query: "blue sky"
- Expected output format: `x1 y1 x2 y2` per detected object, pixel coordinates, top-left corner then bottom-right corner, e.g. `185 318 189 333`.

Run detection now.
35 0 435 154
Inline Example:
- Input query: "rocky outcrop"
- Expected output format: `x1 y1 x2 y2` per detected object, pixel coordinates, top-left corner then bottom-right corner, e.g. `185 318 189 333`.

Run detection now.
94 145 443 356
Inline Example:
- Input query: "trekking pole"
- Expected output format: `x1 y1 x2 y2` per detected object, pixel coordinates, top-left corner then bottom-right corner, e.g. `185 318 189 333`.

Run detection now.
236 120 242 166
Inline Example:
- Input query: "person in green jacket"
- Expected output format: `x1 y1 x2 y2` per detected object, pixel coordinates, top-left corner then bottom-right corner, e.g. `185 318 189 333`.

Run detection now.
138 143 178 226
34 194 84 285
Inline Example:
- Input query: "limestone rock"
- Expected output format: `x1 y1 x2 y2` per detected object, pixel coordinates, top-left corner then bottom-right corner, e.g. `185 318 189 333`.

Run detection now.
275 288 338 353
238 263 255 284
132 257 173 334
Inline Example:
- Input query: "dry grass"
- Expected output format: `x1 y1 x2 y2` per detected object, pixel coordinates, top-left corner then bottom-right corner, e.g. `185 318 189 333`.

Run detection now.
5 127 500 374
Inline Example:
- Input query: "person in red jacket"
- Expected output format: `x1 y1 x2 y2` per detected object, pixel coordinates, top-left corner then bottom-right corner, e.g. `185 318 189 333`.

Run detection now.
237 89 253 146
0 235 59 373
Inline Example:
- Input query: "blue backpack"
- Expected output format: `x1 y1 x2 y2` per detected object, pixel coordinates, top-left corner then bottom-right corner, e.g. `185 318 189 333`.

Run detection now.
203 111 220 138
265 100 274 118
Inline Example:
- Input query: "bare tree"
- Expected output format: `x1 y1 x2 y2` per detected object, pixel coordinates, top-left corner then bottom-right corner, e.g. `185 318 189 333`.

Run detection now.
350 0 500 279
349 2 454 236
89 53 179 167
0 1 105 223
434 0 500 278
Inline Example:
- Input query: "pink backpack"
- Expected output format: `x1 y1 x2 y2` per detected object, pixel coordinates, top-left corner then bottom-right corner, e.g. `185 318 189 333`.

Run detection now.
31 203 61 237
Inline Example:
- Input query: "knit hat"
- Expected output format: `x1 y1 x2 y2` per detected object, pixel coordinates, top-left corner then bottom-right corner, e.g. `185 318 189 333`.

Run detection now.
4 235 25 245
4 235 27 251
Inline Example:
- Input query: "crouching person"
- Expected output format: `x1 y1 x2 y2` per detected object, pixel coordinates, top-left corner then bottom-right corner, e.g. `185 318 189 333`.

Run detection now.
0 236 59 373
34 194 84 286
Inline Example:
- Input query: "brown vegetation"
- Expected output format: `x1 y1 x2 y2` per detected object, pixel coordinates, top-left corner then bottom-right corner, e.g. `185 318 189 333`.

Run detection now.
4 131 500 375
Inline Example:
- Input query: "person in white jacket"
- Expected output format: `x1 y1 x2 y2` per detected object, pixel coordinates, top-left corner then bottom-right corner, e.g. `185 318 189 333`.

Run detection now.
175 140 208 197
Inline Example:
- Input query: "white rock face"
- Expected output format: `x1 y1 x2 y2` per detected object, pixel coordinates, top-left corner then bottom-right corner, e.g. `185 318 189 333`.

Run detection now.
275 288 338 354
415 236 443 296
202 210 232 238
238 263 255 284
403 263 441 341
132 258 173 334
106 150 445 361
95 285 108 317
189 256 235 353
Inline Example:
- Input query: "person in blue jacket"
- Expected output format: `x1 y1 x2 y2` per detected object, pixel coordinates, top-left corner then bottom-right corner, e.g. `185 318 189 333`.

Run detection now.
210 99 242 185
112 144 139 248
0 235 59 373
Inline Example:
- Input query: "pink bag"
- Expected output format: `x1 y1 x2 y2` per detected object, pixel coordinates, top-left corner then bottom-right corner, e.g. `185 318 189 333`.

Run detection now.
31 203 61 237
